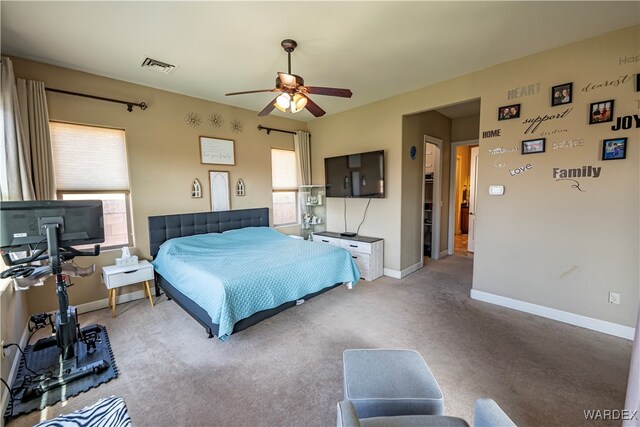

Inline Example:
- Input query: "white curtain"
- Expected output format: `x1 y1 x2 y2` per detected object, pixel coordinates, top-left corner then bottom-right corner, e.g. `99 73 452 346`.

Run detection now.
623 308 640 427
0 56 35 201
294 130 311 186
17 78 56 200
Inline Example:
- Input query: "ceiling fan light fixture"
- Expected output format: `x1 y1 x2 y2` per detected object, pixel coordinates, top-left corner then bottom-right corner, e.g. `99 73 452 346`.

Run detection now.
276 93 291 109
290 93 307 113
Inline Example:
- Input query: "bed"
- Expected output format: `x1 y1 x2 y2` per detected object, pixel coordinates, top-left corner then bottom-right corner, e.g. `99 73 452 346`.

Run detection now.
148 208 360 340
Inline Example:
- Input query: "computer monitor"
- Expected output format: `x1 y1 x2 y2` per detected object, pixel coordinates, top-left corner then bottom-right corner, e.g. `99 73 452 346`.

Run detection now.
0 200 105 251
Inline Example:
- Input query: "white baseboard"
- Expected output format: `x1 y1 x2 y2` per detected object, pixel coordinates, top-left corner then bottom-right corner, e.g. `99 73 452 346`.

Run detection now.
384 261 423 279
1 320 30 416
76 289 148 315
470 289 635 340
383 269 401 279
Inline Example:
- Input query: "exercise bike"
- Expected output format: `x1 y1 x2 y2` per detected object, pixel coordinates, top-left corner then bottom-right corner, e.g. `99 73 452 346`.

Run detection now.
1 201 112 404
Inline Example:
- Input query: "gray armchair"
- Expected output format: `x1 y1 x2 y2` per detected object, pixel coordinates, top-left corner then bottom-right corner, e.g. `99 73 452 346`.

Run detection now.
473 399 516 427
337 399 516 427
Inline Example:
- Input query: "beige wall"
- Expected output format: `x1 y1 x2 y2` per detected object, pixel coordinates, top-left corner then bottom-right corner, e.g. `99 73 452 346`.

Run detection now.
308 104 404 271
309 25 639 327
8 56 307 313
472 27 639 327
452 115 480 142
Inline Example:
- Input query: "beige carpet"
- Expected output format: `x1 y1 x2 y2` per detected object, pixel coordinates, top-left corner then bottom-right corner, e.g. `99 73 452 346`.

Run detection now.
7 256 631 426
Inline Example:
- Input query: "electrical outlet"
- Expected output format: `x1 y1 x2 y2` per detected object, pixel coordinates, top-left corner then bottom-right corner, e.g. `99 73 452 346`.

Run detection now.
608 292 621 305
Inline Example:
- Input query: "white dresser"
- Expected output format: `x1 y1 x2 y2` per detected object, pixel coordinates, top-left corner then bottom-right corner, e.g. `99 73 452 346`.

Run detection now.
312 232 383 281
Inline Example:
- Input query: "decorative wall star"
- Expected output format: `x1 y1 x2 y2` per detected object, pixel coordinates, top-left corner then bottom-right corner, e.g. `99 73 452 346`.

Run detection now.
230 119 243 133
209 113 224 128
186 112 201 128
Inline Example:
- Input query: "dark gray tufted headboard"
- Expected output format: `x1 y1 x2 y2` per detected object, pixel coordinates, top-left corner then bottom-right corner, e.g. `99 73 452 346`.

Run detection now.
148 207 269 258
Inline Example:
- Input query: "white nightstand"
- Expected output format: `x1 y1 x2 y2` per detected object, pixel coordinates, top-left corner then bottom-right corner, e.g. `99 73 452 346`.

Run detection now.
102 260 154 318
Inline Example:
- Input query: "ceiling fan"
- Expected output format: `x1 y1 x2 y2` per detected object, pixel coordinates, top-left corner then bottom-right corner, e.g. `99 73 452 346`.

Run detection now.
225 39 353 118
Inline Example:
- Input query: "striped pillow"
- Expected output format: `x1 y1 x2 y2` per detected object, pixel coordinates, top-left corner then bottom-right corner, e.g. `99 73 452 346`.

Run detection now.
36 396 131 427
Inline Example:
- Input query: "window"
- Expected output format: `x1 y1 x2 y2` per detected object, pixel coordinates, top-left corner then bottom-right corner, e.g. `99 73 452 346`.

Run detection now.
271 148 298 226
50 122 132 250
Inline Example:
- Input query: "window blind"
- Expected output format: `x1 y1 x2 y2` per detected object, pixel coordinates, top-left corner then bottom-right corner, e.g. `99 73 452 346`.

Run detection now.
271 148 298 191
50 122 129 191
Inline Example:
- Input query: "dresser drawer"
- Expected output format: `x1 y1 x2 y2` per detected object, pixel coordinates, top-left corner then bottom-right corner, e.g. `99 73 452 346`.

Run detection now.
104 266 154 289
349 252 370 271
313 235 341 247
340 239 372 255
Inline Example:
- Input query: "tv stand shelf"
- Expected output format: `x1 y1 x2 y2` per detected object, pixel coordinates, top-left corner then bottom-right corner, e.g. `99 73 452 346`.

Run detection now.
312 231 383 281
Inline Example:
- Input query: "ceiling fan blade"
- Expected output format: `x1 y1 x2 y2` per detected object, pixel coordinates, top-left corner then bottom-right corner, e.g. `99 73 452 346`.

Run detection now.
226 89 279 96
305 86 353 98
303 96 326 118
258 97 279 117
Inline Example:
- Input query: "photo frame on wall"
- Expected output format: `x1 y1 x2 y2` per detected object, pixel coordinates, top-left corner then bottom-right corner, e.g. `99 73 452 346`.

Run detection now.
589 100 614 125
209 171 230 211
522 138 545 154
498 104 520 121
602 137 627 160
200 136 235 165
551 82 572 106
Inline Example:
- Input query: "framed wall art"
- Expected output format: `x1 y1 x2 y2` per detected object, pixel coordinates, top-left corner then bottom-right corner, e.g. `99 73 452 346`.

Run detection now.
551 82 572 106
209 171 230 211
602 137 627 160
589 100 614 125
498 104 520 121
200 136 235 165
522 138 545 154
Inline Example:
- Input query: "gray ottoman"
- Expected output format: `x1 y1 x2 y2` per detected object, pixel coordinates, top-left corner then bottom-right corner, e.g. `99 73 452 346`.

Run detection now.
343 349 444 419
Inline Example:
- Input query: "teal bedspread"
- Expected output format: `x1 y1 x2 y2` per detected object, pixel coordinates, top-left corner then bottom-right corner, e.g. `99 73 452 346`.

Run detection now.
152 227 360 340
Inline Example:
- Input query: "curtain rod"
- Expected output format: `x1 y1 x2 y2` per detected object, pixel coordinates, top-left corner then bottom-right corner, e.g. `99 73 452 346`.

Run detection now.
257 124 298 135
45 87 147 112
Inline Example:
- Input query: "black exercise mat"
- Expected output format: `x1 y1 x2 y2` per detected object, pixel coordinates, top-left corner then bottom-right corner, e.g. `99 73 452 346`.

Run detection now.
4 324 118 420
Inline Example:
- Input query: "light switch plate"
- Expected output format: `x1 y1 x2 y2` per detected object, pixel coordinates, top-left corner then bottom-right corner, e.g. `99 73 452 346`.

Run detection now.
489 185 505 196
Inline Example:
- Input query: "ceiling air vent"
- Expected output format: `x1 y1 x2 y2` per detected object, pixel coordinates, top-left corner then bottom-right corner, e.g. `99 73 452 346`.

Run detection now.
141 57 177 75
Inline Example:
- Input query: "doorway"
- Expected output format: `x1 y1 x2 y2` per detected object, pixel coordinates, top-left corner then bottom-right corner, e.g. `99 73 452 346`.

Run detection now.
448 140 478 257
422 135 442 261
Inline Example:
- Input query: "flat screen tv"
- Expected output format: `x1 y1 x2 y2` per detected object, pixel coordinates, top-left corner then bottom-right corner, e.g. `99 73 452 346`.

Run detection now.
325 150 385 198
0 200 104 251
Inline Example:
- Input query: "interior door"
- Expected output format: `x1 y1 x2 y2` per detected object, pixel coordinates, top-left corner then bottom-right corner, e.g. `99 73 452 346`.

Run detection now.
468 146 479 252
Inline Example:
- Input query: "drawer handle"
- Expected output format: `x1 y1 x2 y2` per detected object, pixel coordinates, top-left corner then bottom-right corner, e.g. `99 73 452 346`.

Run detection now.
349 244 358 248
123 270 137 274
352 256 358 259
321 240 329 243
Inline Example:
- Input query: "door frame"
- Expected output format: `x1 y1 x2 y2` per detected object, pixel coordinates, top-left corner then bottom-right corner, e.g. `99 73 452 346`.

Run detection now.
422 135 443 259
468 146 480 253
447 139 479 255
